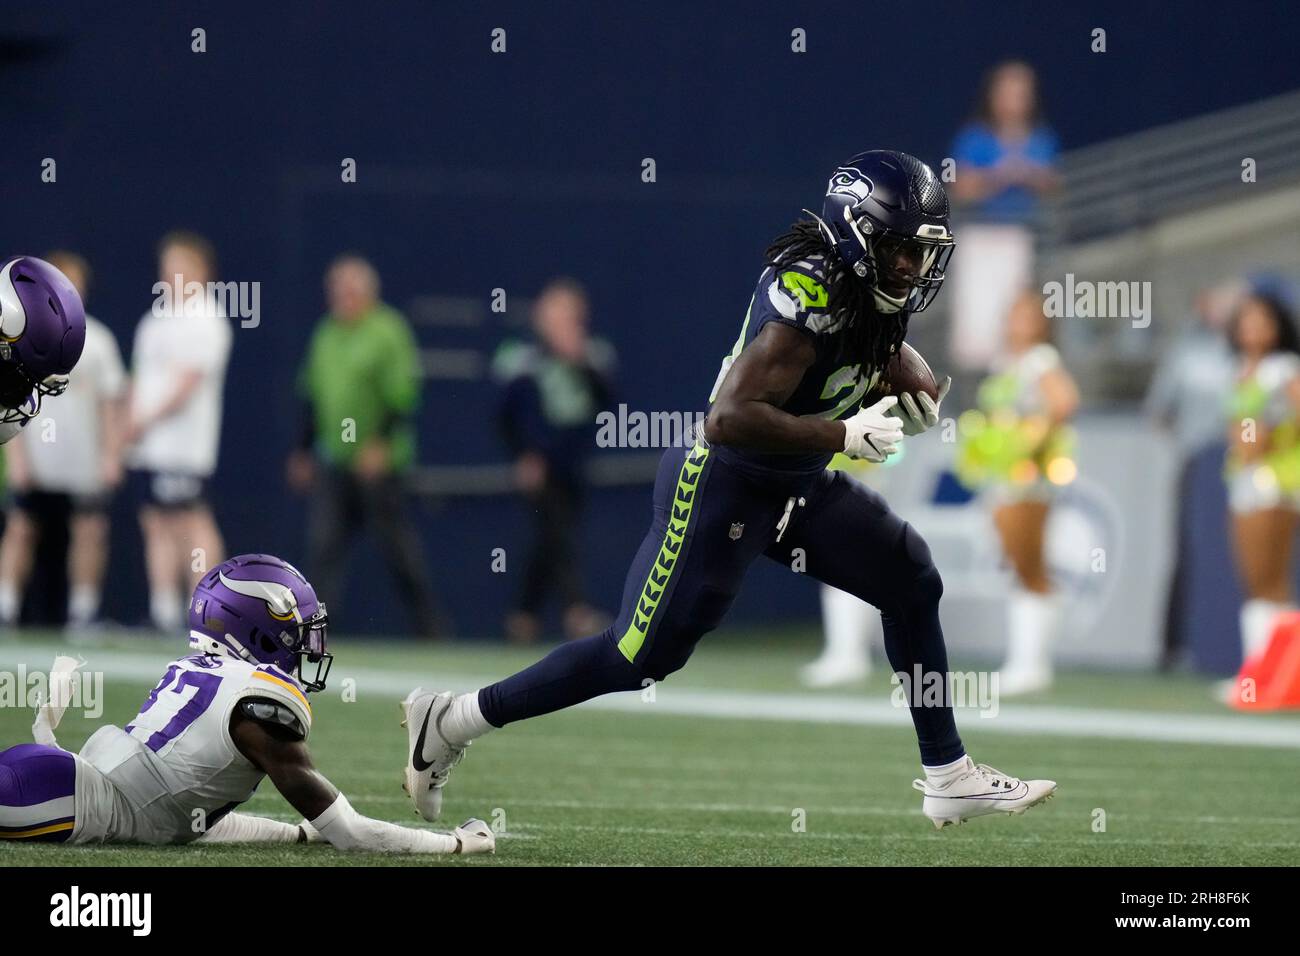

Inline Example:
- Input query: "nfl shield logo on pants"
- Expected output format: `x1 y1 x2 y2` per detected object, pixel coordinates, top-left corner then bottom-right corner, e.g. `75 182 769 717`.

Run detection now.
728 522 744 541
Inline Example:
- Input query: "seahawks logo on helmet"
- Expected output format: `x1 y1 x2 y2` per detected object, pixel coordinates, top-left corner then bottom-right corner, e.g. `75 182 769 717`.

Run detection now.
827 169 873 203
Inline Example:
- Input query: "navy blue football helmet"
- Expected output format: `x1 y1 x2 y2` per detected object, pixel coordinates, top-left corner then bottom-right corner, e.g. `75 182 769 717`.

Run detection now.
812 150 954 314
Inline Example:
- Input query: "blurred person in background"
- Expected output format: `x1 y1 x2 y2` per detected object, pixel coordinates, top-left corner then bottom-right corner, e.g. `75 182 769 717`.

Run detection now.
287 254 441 638
0 251 126 629
955 291 1078 695
1222 291 1300 669
123 231 231 631
1145 280 1241 669
948 60 1059 373
492 278 616 643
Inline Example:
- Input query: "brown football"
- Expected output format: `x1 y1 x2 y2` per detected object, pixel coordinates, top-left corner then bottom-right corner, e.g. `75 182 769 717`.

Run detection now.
868 342 940 403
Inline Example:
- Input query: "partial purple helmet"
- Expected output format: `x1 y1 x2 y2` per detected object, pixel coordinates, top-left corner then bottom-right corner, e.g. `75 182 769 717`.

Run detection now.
0 255 86 421
188 554 333 692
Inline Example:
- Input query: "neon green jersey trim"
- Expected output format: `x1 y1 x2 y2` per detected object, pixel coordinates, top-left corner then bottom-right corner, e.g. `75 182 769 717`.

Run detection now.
780 271 828 310
617 443 710 662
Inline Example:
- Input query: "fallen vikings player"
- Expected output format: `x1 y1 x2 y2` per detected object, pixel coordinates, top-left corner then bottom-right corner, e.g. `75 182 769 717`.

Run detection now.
0 554 493 854
405 151 1057 830
0 255 87 444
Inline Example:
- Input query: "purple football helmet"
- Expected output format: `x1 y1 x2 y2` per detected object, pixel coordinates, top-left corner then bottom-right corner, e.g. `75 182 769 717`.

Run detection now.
0 255 87 422
188 554 333 692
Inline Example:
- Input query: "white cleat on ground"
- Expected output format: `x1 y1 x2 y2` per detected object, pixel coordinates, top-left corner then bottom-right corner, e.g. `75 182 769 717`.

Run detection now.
451 818 496 855
400 688 468 821
913 757 1057 829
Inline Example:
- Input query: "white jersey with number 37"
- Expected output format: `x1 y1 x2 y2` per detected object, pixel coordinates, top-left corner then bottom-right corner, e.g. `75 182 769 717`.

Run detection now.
72 654 313 845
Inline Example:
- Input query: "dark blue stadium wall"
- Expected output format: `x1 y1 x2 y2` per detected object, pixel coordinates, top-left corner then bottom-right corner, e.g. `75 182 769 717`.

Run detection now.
2 1 1298 635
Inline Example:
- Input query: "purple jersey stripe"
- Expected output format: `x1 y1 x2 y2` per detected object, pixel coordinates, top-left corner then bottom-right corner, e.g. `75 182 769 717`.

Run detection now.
0 815 76 833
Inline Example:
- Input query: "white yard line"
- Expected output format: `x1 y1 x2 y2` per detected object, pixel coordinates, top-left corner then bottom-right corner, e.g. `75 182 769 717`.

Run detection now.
2 645 1298 750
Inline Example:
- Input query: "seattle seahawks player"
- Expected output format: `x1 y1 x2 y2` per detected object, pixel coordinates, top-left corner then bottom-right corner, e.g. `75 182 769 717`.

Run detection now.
405 151 1057 831
0 553 493 854
0 255 86 444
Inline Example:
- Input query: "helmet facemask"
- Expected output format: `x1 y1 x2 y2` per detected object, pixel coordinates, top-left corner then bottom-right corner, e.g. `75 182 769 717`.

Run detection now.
0 348 68 424
852 220 954 315
0 348 36 423
295 602 333 693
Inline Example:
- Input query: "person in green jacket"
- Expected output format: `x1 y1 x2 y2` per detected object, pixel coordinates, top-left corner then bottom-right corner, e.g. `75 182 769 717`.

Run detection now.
287 255 441 637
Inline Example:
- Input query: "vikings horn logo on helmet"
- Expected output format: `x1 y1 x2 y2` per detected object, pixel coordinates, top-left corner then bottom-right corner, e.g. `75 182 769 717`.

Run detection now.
218 572 301 623
0 260 29 341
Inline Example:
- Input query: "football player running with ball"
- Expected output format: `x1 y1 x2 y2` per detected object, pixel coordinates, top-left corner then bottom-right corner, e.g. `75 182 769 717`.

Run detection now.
0 255 87 445
404 151 1057 831
0 554 493 855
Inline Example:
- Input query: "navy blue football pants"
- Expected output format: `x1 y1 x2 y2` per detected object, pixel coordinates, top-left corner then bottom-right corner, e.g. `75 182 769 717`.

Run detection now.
479 443 965 764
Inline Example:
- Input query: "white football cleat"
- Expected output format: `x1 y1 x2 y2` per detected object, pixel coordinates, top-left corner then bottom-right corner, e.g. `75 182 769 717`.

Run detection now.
400 688 468 821
913 757 1056 829
452 818 496 855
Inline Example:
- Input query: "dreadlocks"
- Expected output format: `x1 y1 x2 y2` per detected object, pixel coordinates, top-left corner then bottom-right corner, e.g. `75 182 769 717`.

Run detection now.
764 219 908 375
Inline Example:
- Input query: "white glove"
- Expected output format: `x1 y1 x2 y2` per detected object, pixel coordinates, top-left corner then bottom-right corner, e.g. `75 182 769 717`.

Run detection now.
298 818 324 843
891 376 951 436
451 818 497 855
842 395 904 462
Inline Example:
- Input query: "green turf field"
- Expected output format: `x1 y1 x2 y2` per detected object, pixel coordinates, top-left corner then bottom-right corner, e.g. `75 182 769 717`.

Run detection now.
2 628 1298 866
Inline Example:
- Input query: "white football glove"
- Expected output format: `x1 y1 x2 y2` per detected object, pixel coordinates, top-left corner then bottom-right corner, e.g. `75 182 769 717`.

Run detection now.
297 819 324 843
842 395 904 462
892 376 951 436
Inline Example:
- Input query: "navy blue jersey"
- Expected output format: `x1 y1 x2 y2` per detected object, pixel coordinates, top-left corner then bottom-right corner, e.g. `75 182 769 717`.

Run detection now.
708 254 882 478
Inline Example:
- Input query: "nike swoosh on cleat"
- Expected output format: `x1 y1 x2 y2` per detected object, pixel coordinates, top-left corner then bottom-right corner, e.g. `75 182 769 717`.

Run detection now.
411 701 436 772
944 786 1029 801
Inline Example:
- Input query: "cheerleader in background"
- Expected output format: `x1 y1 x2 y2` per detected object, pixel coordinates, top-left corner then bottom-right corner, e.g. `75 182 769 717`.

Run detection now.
956 291 1079 695
1224 293 1300 667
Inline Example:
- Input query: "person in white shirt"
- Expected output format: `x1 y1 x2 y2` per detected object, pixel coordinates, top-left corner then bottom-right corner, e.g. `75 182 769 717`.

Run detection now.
0 251 126 628
123 232 232 631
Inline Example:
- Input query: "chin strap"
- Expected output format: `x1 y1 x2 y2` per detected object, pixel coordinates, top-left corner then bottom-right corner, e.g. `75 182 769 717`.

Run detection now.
871 286 908 314
189 629 257 663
